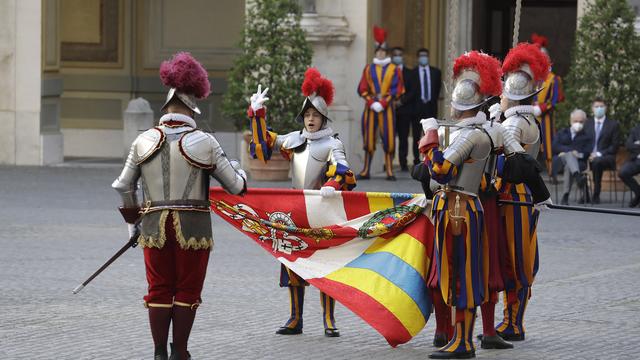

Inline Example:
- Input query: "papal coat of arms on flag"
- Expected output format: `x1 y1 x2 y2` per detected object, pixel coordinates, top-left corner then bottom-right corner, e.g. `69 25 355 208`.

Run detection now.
210 188 435 346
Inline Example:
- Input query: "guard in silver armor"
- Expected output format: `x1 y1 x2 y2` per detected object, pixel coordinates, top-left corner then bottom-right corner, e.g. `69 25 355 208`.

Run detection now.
417 51 503 359
490 43 552 345
247 68 355 338
112 52 246 360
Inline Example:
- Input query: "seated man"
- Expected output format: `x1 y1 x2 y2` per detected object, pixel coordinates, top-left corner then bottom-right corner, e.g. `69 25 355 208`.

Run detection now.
619 123 640 207
584 97 620 204
552 109 593 204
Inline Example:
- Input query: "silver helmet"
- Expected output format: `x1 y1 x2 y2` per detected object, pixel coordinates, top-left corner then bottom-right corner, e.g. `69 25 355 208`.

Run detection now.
161 88 201 115
503 64 543 101
295 94 331 123
451 70 486 111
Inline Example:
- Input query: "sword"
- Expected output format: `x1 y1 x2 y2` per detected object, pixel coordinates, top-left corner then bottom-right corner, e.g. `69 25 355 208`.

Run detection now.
73 204 151 294
498 200 640 217
72 228 140 294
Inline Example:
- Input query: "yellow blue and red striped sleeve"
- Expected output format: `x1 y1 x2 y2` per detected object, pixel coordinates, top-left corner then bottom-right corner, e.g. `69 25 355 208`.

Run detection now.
325 163 357 191
248 106 277 163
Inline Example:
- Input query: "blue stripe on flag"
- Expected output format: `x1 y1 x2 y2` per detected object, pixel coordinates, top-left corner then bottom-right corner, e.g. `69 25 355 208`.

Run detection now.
345 252 431 319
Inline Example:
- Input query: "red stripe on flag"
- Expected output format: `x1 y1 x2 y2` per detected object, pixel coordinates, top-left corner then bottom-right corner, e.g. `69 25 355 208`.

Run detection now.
309 278 412 347
343 191 373 218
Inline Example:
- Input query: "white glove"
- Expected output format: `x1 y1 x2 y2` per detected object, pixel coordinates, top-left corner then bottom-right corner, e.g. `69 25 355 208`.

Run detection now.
229 159 247 181
489 103 502 120
250 84 269 111
533 105 542 117
534 198 553 212
320 186 337 197
127 224 140 239
370 102 384 113
420 117 439 132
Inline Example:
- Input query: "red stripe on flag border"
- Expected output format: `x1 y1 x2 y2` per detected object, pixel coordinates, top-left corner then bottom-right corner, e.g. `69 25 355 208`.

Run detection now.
343 191 373 219
309 278 412 347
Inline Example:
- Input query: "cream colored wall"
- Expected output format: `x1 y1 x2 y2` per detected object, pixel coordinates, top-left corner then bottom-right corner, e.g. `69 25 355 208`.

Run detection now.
0 0 43 165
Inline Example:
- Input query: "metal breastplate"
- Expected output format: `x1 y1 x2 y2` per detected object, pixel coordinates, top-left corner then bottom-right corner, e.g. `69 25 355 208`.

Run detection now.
442 127 492 196
139 133 209 202
503 113 540 157
290 136 334 190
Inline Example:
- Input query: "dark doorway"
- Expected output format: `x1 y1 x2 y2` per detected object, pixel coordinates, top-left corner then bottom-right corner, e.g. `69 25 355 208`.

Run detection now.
472 0 578 77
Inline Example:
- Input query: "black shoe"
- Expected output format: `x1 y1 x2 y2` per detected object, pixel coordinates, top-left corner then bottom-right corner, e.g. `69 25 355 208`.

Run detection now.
154 345 168 360
168 343 191 360
324 328 340 337
480 335 514 349
433 333 448 347
429 350 475 359
629 195 640 208
276 326 303 335
386 175 397 181
561 193 569 205
496 331 525 341
356 173 370 180
592 195 600 204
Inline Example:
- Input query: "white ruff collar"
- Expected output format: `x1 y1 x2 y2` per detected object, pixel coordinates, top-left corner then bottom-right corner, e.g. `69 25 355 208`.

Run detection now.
373 57 391 66
456 112 487 127
302 127 333 140
159 113 196 128
504 105 535 119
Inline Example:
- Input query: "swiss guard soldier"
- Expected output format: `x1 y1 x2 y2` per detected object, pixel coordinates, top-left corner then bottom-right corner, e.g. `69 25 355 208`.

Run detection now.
493 42 553 343
112 52 247 360
357 26 404 180
248 68 356 337
531 33 565 175
418 51 502 359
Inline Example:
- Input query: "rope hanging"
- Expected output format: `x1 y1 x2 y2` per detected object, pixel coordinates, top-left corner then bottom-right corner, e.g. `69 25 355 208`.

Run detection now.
512 0 522 47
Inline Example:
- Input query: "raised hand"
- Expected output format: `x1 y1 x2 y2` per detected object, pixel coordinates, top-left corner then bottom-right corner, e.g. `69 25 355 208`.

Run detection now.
250 84 270 111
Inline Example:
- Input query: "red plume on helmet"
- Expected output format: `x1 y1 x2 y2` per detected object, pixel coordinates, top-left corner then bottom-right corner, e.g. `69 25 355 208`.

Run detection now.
159 52 211 99
453 51 503 97
301 67 334 106
530 33 548 48
373 26 387 45
502 43 550 82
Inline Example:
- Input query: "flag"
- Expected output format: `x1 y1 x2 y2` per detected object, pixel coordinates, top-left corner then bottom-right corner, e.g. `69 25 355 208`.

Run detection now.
209 188 434 347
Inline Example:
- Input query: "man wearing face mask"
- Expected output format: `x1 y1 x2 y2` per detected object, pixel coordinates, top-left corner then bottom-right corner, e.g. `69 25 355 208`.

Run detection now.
552 109 593 205
415 48 442 139
584 98 620 204
357 26 404 180
392 46 419 171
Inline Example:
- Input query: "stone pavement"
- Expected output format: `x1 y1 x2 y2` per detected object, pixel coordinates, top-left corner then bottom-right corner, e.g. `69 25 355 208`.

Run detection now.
0 165 639 359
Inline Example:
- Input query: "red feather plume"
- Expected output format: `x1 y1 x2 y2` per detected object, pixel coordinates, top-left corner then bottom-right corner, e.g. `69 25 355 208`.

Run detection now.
530 33 548 48
373 26 387 45
159 52 211 99
453 51 503 97
301 68 334 106
502 43 550 82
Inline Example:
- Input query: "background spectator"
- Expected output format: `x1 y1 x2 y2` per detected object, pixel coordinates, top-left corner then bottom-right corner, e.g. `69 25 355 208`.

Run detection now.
392 46 419 171
619 123 640 207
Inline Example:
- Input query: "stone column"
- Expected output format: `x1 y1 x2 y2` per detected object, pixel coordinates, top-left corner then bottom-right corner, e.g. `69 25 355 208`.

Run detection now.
300 0 366 171
0 0 42 165
123 98 153 157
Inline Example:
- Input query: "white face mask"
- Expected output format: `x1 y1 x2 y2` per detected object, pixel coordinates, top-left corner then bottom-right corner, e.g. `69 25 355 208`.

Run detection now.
571 122 584 132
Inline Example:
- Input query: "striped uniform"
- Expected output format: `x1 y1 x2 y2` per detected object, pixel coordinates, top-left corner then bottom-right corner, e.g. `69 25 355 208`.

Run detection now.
495 180 540 338
535 71 564 174
357 62 404 177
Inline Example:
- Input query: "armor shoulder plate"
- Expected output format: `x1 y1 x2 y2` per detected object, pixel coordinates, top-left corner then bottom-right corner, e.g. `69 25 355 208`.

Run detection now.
178 130 216 169
133 127 165 165
503 114 539 145
443 128 491 166
281 131 306 150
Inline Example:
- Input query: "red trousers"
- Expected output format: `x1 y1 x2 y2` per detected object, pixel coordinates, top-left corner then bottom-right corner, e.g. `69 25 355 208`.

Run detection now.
143 212 210 306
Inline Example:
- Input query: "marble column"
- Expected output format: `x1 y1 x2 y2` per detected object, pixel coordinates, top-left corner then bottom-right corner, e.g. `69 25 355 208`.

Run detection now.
0 0 43 165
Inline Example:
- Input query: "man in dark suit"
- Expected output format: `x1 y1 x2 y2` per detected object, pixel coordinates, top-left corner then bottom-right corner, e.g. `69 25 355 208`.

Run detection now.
552 109 593 204
411 48 441 164
392 46 419 171
619 123 640 207
584 97 620 203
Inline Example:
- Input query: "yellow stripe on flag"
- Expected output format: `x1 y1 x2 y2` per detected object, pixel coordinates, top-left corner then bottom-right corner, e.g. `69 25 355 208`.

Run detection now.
365 234 428 281
366 192 395 212
325 267 425 337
